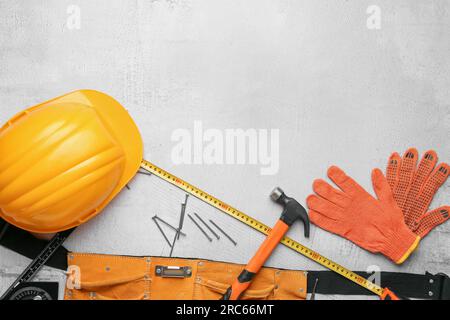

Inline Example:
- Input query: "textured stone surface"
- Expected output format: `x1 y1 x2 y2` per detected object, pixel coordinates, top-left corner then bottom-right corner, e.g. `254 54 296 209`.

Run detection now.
0 1 449 299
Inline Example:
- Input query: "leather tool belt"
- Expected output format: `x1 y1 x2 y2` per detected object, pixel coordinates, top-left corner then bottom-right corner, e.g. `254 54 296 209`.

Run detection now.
1 220 449 300
64 252 308 300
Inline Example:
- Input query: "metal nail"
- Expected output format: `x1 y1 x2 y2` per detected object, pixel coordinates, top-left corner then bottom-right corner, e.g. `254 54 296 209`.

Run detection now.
208 219 237 246
194 213 220 240
177 195 189 240
137 170 152 176
153 215 186 236
188 214 212 242
177 204 185 241
152 217 172 247
169 232 178 257
171 199 190 255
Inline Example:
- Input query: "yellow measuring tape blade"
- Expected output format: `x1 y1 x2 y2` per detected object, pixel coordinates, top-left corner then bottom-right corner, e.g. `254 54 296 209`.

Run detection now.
140 159 383 297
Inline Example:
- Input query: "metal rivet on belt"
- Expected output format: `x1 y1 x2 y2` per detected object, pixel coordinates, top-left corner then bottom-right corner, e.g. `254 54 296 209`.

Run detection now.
299 288 304 293
196 277 201 282
155 267 161 274
198 262 204 266
146 257 151 263
89 292 96 298
429 291 434 296
69 254 74 260
275 271 281 276
429 279 434 284
143 294 148 299
303 271 308 276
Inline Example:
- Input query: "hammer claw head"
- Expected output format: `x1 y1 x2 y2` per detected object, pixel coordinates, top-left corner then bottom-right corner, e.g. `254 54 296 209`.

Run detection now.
271 187 310 238
301 208 310 238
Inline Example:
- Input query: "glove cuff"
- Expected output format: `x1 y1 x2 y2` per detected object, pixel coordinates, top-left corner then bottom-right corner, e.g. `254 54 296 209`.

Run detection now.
382 225 420 264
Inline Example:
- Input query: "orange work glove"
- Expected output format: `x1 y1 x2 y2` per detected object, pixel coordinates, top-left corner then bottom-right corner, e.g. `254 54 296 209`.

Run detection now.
386 148 449 238
307 166 420 264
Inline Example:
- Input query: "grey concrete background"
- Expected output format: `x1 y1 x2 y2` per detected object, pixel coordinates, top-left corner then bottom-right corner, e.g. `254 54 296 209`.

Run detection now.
0 0 449 299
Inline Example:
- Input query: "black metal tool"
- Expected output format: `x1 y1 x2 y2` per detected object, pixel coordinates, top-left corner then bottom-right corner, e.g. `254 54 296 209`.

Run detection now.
7 282 59 300
0 228 75 300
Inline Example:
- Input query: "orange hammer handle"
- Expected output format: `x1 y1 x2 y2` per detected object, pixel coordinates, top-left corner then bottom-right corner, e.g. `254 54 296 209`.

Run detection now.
246 220 289 273
224 220 289 300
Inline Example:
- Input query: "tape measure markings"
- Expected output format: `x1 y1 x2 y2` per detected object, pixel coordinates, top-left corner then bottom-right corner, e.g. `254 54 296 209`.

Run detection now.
140 159 383 296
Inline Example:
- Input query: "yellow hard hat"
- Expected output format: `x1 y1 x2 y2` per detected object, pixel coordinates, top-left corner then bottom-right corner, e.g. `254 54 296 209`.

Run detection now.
0 90 143 233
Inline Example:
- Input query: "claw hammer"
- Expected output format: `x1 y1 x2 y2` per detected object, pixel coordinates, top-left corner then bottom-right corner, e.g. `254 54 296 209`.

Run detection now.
222 187 310 300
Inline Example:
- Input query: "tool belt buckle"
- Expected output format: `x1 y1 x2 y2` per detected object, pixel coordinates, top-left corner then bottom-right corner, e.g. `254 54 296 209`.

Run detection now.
434 272 450 300
155 266 192 278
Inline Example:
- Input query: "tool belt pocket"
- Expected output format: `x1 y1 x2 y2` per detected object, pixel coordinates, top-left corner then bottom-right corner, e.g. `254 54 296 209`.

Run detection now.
197 279 274 300
70 275 148 300
192 261 307 300
65 253 150 300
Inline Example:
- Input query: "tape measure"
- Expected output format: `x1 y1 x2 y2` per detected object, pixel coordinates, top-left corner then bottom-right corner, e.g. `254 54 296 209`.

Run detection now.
140 159 384 297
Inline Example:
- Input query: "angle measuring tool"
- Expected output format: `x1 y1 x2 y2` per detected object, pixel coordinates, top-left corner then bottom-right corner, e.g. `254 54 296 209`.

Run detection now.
0 229 74 300
140 159 399 299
